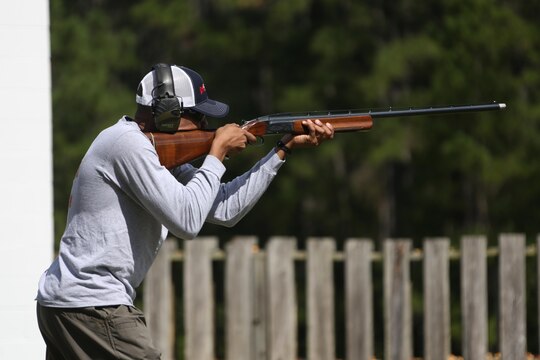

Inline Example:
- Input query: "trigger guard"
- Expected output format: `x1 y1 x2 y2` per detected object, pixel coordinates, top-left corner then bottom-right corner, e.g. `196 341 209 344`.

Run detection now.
253 136 264 146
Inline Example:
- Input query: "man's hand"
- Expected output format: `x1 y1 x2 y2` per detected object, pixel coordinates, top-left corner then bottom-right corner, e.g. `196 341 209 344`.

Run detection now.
276 119 335 159
210 123 257 162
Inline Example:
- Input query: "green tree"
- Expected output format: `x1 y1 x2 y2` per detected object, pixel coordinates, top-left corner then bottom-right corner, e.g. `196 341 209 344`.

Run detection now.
51 0 139 242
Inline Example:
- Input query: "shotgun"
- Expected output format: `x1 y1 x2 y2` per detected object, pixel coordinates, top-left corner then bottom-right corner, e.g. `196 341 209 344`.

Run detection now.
145 102 506 169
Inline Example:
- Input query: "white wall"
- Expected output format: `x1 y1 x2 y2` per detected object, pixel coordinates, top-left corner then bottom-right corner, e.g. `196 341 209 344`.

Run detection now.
0 1 52 358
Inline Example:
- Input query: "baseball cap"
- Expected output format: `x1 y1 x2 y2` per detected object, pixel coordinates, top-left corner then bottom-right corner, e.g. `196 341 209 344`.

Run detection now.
136 65 229 118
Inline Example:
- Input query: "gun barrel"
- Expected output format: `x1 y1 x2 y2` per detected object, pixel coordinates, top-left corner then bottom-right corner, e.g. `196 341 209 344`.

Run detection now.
255 102 506 123
369 102 506 118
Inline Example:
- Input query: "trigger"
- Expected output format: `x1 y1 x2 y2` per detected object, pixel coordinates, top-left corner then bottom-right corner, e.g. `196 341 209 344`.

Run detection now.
253 136 264 146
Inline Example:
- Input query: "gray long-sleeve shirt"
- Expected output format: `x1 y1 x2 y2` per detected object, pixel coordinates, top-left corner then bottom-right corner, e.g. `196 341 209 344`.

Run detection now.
37 117 284 307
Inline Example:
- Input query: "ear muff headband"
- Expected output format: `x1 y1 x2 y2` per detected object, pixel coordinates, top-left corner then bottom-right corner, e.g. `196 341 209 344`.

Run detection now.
151 63 183 133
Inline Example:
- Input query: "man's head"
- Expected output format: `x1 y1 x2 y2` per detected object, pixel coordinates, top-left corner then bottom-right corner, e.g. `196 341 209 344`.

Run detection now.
135 64 229 132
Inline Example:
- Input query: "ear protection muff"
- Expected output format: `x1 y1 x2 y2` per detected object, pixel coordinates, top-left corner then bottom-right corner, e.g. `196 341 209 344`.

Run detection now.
151 63 183 133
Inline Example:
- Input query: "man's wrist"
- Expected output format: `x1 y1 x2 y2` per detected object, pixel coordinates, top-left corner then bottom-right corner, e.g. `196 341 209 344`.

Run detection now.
274 135 294 159
209 145 227 162
276 140 292 155
280 134 294 147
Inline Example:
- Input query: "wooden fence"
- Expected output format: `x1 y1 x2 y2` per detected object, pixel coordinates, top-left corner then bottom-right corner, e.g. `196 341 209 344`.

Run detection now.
143 233 537 360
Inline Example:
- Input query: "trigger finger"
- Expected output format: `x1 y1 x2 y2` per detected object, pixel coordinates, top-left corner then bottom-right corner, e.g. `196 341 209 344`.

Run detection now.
245 132 257 144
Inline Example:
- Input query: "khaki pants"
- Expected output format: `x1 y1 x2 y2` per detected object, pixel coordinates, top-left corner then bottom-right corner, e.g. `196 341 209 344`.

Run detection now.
36 303 161 360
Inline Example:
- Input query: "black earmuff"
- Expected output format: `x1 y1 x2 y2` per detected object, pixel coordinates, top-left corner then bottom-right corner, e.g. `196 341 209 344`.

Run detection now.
151 63 183 133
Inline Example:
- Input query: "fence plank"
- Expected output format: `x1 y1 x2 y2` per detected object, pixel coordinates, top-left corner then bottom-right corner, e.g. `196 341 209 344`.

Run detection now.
499 233 526 359
307 238 336 360
384 238 412 360
144 238 176 360
266 237 297 360
184 237 217 360
253 246 267 360
345 238 374 360
460 235 487 360
225 236 256 360
423 238 450 360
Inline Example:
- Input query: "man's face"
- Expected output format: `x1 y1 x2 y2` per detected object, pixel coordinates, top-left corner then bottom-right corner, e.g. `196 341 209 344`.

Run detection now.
178 111 207 131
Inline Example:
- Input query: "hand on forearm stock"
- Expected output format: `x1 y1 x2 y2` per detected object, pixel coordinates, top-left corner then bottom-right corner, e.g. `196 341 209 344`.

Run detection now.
275 119 335 159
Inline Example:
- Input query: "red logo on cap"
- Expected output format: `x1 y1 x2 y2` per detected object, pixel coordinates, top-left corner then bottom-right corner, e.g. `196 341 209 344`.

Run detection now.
199 84 206 95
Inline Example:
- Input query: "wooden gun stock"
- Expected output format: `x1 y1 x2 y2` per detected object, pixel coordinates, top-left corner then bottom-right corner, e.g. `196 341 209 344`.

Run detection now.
146 130 216 169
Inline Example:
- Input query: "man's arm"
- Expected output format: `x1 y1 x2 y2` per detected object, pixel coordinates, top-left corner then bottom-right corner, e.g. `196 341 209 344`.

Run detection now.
205 120 335 226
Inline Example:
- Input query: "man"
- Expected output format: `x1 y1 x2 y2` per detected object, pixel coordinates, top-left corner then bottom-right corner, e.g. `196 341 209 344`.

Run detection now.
36 64 334 359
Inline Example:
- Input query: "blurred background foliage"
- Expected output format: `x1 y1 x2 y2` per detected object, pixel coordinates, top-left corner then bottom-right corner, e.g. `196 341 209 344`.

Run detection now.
51 0 540 245
50 0 540 357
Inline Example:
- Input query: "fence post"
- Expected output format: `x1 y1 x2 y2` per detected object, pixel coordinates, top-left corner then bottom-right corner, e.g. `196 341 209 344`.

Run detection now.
499 233 526 359
144 238 176 360
345 238 373 360
184 237 217 360
460 235 487 360
307 238 336 360
266 236 297 360
423 237 450 360
383 238 412 360
225 236 256 360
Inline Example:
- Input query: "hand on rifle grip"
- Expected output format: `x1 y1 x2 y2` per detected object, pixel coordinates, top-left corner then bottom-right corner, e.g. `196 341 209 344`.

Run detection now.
210 123 257 162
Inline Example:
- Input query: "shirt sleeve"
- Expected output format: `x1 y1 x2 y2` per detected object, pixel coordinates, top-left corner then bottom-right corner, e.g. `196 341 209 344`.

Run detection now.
107 130 226 239
170 163 198 185
205 150 285 227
